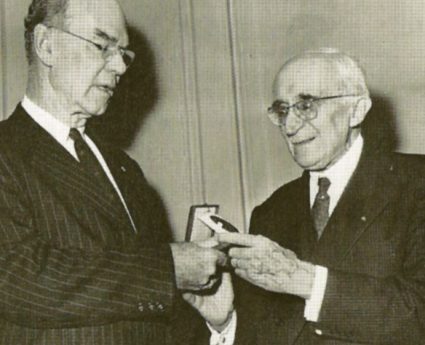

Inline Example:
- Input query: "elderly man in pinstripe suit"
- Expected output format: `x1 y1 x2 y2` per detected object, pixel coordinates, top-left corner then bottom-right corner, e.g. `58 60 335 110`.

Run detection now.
0 0 228 344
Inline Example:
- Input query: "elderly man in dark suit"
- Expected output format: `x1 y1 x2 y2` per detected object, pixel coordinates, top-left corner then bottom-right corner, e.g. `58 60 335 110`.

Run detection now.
0 0 227 344
188 49 425 344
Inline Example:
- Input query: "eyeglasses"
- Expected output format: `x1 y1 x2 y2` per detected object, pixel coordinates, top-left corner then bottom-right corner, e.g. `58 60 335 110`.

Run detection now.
50 27 135 68
267 94 359 126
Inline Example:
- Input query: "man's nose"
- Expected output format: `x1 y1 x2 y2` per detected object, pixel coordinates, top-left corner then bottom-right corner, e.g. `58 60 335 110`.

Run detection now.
284 110 304 136
106 52 127 76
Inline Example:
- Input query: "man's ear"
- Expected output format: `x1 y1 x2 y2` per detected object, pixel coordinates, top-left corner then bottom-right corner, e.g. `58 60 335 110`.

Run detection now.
33 24 54 67
349 97 371 128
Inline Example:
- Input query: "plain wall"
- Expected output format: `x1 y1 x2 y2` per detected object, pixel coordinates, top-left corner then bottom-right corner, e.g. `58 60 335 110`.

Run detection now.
1 0 425 239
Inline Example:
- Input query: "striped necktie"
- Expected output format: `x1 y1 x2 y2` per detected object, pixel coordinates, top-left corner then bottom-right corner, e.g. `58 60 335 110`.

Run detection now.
311 177 331 239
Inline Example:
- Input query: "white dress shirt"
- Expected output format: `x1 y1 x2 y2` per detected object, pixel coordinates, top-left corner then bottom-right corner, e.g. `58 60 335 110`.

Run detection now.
21 96 137 233
208 311 237 345
213 135 364 345
304 134 363 322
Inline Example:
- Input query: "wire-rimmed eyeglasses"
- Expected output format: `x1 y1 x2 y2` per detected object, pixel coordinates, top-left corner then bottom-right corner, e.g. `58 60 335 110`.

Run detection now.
267 94 360 126
49 27 135 68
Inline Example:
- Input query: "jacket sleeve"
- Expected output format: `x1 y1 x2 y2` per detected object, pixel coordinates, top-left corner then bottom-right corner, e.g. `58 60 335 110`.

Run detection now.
0 153 177 329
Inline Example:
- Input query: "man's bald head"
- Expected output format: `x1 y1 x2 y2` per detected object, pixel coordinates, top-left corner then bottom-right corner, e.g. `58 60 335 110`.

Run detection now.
274 48 370 99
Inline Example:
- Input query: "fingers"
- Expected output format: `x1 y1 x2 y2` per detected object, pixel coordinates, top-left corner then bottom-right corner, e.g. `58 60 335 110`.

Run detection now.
215 250 228 267
171 241 229 291
217 233 261 247
197 236 219 248
228 247 255 258
201 275 220 290
196 249 227 289
231 258 263 272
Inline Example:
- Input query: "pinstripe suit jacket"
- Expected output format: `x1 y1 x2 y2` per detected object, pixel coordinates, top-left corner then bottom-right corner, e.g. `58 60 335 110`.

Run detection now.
0 105 180 345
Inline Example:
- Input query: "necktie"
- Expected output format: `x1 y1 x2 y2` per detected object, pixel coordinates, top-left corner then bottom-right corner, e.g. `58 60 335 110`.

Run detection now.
69 128 137 233
311 177 331 239
69 128 114 190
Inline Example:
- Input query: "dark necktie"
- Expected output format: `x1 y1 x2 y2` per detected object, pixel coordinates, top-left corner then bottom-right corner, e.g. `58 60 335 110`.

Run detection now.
69 128 113 188
69 128 137 233
311 177 331 239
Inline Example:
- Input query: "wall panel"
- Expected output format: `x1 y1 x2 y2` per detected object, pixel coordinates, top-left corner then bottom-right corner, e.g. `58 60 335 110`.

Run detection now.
231 0 425 219
177 0 207 205
119 0 243 237
4 0 425 239
119 0 197 239
189 0 245 230
2 0 29 117
0 0 5 118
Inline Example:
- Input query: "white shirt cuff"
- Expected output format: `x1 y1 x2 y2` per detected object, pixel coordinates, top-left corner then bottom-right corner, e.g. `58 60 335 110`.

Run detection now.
208 311 237 345
304 265 328 322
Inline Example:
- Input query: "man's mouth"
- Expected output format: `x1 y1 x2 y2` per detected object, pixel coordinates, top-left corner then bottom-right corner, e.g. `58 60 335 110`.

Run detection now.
291 137 315 146
97 85 115 97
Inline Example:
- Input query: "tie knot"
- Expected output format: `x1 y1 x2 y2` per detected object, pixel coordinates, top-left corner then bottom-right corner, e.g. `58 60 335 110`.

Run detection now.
69 128 83 142
318 177 331 193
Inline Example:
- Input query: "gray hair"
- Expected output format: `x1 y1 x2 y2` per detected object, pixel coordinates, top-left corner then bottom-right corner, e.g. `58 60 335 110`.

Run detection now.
280 48 370 97
24 0 69 64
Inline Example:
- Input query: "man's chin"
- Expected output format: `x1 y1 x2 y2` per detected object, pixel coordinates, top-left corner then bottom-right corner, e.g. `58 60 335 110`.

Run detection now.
293 155 325 171
81 104 109 117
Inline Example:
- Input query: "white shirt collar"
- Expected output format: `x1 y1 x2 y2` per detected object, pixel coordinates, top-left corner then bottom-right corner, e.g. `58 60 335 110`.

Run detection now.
309 134 364 213
21 97 137 232
22 95 76 146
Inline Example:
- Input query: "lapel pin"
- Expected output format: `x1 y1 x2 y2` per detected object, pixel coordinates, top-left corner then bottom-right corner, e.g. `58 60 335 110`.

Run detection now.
361 216 367 222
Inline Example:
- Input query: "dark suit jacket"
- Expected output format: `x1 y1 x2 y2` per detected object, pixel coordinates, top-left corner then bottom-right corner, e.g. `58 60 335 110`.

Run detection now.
0 105 180 344
232 144 425 344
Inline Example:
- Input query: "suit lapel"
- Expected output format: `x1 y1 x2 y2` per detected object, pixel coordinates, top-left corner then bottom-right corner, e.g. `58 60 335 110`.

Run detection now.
291 172 318 261
280 147 398 344
312 148 398 266
89 135 144 235
268 173 314 345
13 106 134 234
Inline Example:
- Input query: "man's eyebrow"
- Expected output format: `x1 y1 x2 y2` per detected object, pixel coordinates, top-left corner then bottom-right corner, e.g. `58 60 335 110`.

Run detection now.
299 93 316 100
94 28 118 44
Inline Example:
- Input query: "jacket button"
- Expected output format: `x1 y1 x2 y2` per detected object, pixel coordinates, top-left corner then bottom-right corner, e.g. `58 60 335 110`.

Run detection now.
155 302 164 311
148 302 156 311
138 303 144 312
315 329 323 335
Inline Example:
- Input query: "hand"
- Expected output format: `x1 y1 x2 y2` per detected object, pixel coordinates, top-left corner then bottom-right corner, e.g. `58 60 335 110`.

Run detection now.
170 239 227 291
218 233 315 299
183 272 234 331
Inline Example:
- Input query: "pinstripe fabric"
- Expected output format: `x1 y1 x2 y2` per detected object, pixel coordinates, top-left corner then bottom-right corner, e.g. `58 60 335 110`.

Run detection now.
0 105 180 345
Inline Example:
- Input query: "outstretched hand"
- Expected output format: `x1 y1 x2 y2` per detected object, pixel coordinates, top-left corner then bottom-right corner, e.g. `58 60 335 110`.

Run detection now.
218 233 315 299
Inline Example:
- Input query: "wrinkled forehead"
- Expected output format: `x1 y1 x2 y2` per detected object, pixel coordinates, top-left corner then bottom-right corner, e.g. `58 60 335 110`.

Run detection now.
274 57 347 102
66 0 129 45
